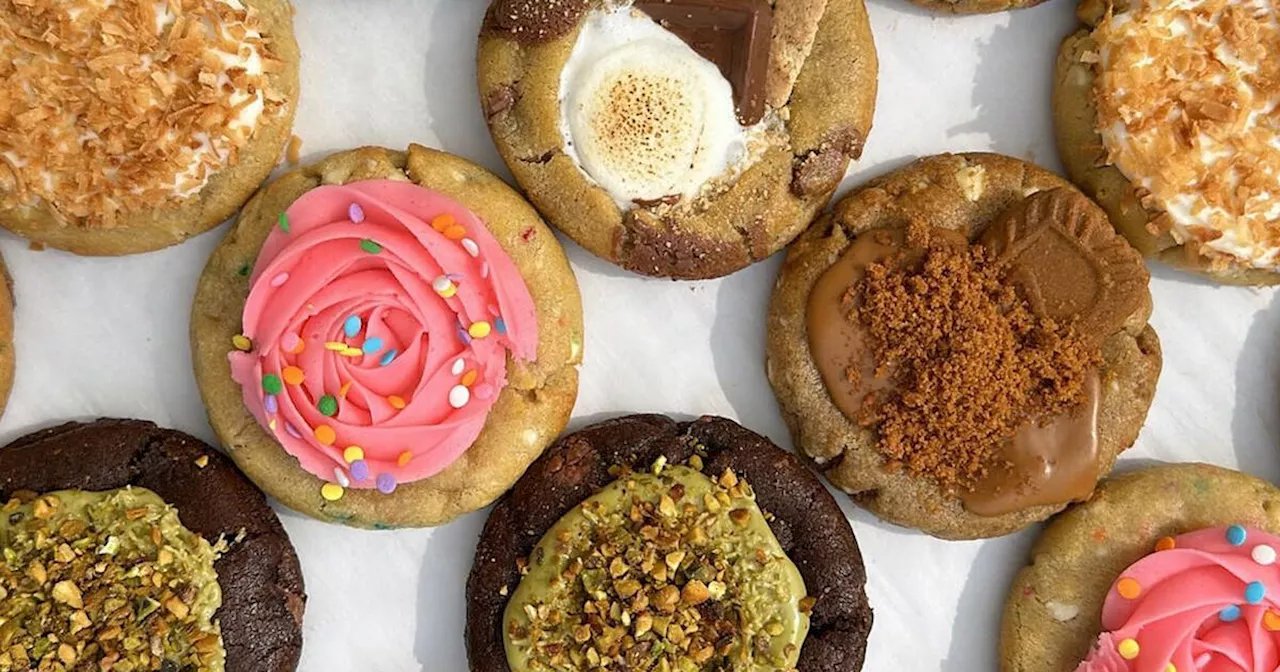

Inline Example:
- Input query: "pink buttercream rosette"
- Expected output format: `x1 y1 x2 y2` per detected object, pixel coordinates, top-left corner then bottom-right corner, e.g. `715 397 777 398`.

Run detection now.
1077 527 1280 672
229 180 538 493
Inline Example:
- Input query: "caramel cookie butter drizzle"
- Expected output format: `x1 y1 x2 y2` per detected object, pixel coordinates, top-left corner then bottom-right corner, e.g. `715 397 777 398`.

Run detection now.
807 189 1148 515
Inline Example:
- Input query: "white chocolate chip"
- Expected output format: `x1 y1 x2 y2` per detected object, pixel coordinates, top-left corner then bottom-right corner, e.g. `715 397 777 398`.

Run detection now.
1045 600 1079 622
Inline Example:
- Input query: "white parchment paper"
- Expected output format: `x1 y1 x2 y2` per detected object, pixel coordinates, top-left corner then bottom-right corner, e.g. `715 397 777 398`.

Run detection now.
1 0 1274 669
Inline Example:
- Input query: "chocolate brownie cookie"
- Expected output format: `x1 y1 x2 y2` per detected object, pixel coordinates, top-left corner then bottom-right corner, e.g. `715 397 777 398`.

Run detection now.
1001 463 1280 672
0 419 305 672
768 153 1163 539
477 0 877 279
467 414 873 671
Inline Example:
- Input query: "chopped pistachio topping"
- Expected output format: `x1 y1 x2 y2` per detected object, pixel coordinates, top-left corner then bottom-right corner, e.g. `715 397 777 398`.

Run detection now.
504 464 809 672
0 488 225 672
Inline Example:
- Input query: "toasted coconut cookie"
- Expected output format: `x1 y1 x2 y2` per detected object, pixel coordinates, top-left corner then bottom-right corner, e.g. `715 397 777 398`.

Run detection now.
467 414 873 672
0 0 299 256
477 0 877 279
192 145 583 528
0 419 306 672
1055 0 1280 284
768 153 1162 540
1002 463 1280 672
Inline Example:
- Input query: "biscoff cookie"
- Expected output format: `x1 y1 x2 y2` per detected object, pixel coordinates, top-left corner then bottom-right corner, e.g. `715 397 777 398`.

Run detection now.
1001 463 1280 672
0 0 299 256
477 0 877 279
1055 0 1280 284
191 145 584 528
768 153 1162 540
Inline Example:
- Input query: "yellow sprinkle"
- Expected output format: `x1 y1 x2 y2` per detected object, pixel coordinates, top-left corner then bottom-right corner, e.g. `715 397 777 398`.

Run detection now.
324 341 347 351
232 335 252 351
340 381 353 398
343 446 365 463
320 483 344 501
438 285 457 299
1164 664 1176 672
431 214 455 232
1117 639 1139 660
461 370 478 387
282 366 305 386
388 395 406 409
397 451 413 467
468 321 492 339
268 418 277 431
341 347 364 357
314 425 336 446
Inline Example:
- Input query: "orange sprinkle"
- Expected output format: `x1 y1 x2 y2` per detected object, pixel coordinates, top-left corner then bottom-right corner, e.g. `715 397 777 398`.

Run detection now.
1116 578 1141 600
340 381 352 399
1265 611 1280 631
462 370 478 387
431 214 455 232
282 366 305 386
1155 537 1177 552
444 225 467 241
314 425 336 446
289 339 306 355
397 451 413 467
388 395 406 410
1092 528 1108 542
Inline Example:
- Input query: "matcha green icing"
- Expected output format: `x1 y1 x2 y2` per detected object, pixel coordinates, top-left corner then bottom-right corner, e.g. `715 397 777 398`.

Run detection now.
0 487 225 672
504 463 809 671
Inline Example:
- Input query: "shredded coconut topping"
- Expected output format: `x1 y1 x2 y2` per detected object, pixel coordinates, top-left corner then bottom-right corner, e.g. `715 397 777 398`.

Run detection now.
1093 0 1280 269
0 0 286 227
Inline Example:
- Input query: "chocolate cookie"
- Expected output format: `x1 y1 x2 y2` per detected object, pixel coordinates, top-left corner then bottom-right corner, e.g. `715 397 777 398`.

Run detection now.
477 0 877 279
0 419 306 672
192 145 583 528
1001 463 1280 672
0 0 299 256
768 153 1162 540
1054 0 1280 284
467 414 873 671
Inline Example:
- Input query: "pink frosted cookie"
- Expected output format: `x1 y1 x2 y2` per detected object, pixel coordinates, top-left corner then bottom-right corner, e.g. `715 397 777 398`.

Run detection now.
192 145 583 527
1002 463 1280 671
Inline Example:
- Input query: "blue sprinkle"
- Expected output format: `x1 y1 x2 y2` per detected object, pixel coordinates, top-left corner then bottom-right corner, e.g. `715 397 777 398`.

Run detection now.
1220 605 1242 622
362 337 384 354
495 317 507 335
348 202 365 223
351 460 370 481
264 394 278 414
343 315 362 338
1246 581 1266 604
1228 525 1248 546
380 349 398 367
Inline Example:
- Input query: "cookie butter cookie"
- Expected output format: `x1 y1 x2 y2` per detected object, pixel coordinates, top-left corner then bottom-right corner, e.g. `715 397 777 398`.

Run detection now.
909 0 1044 15
467 415 873 672
1055 0 1280 283
0 0 299 256
191 145 583 528
1001 463 1280 672
0 419 306 672
477 0 877 279
768 153 1162 540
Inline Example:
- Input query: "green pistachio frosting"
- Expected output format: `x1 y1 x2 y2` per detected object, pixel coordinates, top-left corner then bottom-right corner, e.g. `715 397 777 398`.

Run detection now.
0 488 225 672
504 461 809 671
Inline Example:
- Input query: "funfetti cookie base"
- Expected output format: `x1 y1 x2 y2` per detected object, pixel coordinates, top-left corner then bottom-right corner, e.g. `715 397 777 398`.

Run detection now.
191 145 584 528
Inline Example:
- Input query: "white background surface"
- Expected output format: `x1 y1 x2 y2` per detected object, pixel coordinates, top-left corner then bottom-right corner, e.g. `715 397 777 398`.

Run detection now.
2 0 1275 670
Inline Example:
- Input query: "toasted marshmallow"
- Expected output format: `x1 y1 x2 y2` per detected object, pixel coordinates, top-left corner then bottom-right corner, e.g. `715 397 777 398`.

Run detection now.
559 6 754 208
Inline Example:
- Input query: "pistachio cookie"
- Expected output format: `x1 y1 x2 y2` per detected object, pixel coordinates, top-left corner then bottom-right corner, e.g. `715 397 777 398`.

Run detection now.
1055 0 1280 283
477 0 877 279
768 153 1163 540
1001 463 1280 672
0 0 299 256
467 415 873 671
192 145 583 528
0 419 306 672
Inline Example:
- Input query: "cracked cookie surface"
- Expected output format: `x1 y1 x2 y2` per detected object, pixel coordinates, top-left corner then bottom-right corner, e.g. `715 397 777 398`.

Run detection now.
190 145 584 528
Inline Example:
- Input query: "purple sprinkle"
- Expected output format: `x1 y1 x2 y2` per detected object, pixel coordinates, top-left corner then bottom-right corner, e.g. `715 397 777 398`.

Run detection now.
475 384 495 400
457 327 472 346
264 394 279 414
348 202 365 223
447 273 464 281
270 272 289 288
351 459 370 481
376 473 397 494
285 422 302 439
494 318 507 335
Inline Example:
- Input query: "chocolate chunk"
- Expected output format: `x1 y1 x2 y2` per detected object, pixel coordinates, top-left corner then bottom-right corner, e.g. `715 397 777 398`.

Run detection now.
979 188 1149 342
0 420 305 672
791 128 864 197
483 84 521 120
465 415 873 672
484 0 590 44
636 0 773 125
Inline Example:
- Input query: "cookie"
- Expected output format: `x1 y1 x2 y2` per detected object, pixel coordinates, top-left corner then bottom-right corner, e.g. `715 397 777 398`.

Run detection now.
907 0 1045 14
768 153 1162 540
0 254 15 422
1054 0 1280 284
1001 463 1280 672
467 414 873 671
477 0 877 279
0 419 305 672
0 0 299 256
191 145 584 528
